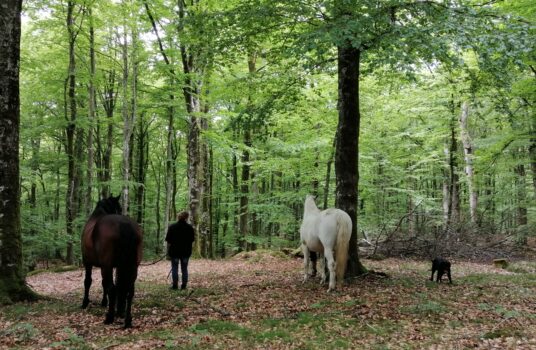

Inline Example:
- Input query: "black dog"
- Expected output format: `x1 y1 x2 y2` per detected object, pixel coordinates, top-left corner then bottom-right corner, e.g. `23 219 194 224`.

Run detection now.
431 257 452 283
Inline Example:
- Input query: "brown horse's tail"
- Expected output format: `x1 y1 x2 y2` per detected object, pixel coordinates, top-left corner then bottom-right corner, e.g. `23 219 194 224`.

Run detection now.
117 221 139 281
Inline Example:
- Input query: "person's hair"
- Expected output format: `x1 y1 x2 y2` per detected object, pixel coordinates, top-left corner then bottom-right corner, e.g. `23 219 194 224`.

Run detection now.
177 211 189 221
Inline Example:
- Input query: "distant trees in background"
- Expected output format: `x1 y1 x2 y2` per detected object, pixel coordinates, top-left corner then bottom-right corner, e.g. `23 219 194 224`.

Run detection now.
17 0 535 269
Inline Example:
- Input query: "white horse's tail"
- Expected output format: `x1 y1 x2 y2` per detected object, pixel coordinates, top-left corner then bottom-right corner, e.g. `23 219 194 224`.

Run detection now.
335 212 352 284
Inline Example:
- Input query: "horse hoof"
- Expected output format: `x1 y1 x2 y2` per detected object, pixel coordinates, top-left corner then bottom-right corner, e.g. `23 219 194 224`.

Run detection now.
124 319 132 329
104 315 114 325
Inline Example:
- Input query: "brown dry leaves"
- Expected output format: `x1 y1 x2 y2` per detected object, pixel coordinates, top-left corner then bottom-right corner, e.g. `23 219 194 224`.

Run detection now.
1 254 535 349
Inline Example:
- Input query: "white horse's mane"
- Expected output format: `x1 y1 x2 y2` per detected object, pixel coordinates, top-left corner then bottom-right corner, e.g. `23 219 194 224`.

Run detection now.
303 195 320 216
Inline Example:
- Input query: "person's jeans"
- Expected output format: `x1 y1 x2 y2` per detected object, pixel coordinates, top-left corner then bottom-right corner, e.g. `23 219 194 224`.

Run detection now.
171 256 190 288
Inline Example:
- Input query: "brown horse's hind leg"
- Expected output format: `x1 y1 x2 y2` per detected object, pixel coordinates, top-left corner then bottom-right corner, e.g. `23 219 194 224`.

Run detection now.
82 265 92 309
100 266 109 307
100 279 108 307
102 267 116 325
124 282 135 328
116 276 126 318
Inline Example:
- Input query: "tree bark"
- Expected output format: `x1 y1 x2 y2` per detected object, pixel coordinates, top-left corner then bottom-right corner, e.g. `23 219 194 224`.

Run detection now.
530 117 536 198
323 137 336 210
97 67 117 199
0 0 37 303
85 6 96 213
134 112 149 224
121 21 137 215
459 101 478 224
335 45 366 276
449 117 460 226
65 0 83 264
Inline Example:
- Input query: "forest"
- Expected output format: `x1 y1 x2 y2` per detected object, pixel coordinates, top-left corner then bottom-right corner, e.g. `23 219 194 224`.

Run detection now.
1 0 535 348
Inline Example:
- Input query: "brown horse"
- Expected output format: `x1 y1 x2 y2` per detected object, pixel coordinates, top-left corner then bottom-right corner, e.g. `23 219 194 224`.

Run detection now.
81 195 143 328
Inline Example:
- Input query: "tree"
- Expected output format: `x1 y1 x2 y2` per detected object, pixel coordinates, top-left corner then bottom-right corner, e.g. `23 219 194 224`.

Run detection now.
0 0 37 303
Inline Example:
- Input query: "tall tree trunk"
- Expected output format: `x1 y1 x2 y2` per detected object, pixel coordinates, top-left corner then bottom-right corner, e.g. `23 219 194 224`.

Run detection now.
164 100 175 241
65 0 82 264
86 6 96 213
29 138 40 210
335 44 366 276
97 68 116 199
530 117 536 198
239 52 257 251
239 127 251 250
121 22 137 215
134 112 148 224
0 0 37 303
459 101 477 224
323 138 336 210
232 143 239 241
448 115 460 227
514 153 527 226
442 143 450 231
151 159 162 254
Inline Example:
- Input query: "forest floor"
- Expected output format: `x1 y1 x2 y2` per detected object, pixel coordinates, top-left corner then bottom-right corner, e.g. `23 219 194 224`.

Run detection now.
1 253 535 349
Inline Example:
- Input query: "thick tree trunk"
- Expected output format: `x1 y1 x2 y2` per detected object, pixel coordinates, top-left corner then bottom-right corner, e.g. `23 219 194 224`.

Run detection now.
335 45 366 276
0 0 37 303
459 101 478 224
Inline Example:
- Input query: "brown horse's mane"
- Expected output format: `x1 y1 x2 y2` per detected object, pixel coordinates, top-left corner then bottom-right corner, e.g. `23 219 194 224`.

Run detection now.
90 196 121 218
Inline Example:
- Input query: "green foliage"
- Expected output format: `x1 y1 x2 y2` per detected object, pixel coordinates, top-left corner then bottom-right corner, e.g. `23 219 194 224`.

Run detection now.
17 0 536 264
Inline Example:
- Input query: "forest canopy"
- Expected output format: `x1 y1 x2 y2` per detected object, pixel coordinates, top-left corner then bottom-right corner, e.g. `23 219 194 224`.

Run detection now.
16 0 536 269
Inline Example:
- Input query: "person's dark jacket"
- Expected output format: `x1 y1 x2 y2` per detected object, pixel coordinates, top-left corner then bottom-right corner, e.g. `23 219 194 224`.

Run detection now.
165 220 195 258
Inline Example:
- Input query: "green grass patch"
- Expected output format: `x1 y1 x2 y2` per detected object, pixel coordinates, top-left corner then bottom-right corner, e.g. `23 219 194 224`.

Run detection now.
0 322 40 343
461 273 536 287
362 319 401 337
190 319 254 340
310 300 333 309
401 299 447 316
482 327 524 339
48 327 91 350
1 300 77 320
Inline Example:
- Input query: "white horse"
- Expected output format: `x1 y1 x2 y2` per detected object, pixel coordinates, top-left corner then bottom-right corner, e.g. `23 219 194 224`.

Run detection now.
300 195 352 292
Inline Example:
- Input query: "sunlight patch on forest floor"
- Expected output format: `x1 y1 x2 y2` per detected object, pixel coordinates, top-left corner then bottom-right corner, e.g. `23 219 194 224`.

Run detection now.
1 255 535 349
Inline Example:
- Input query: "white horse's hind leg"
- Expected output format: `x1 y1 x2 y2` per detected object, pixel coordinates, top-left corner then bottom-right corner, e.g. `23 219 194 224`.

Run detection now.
324 249 336 292
302 243 310 283
319 253 327 285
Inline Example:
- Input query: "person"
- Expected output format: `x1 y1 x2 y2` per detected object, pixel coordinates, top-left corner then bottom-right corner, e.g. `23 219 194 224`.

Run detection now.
165 211 195 290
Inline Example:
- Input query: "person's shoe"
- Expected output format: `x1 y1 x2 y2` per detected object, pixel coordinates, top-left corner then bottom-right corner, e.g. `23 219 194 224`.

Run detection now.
180 284 187 290
171 284 178 290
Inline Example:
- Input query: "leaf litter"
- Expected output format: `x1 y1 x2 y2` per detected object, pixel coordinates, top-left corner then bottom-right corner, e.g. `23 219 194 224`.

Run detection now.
1 254 535 349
